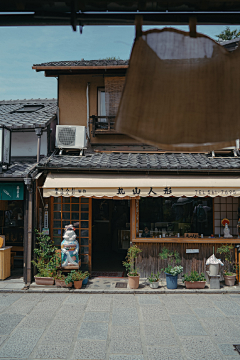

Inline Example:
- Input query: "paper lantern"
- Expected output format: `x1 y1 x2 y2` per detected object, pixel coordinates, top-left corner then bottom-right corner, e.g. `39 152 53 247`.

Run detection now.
115 28 240 151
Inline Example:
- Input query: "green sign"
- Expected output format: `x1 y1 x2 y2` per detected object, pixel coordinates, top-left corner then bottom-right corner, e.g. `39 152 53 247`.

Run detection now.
0 183 24 200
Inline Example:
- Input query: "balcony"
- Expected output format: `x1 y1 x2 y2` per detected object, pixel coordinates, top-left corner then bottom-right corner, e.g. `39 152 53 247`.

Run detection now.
91 115 118 137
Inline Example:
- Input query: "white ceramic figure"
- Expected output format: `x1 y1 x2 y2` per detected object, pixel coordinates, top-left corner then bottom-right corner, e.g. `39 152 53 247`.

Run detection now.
224 223 233 238
61 224 79 267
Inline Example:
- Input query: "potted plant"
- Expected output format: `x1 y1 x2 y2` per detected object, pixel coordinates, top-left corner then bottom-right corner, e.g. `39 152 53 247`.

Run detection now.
123 245 142 289
54 270 72 287
32 230 59 285
159 247 183 289
148 271 160 289
217 244 237 286
65 270 85 289
182 270 206 289
82 271 90 286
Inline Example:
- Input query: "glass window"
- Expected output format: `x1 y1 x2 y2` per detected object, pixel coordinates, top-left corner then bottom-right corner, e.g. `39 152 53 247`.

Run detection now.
81 213 89 220
62 204 70 211
139 197 213 237
53 212 61 220
71 204 79 212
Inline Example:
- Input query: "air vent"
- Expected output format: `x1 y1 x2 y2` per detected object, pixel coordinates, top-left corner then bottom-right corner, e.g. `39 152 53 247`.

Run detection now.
55 125 87 149
58 127 76 146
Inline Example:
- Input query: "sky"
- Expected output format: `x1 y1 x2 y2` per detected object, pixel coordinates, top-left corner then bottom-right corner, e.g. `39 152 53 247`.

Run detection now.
0 24 239 100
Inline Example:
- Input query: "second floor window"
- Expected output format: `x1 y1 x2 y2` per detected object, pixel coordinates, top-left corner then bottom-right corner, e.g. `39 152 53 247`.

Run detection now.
98 88 106 122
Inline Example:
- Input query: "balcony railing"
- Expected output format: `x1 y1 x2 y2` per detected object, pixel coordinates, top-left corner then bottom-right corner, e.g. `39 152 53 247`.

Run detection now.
90 115 117 137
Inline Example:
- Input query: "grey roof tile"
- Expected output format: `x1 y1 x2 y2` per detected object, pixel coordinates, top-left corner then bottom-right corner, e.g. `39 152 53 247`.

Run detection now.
38 153 240 171
0 157 37 178
33 60 129 67
0 99 57 129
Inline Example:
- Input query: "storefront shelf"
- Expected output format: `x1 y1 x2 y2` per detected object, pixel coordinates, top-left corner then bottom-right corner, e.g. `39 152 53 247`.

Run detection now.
133 238 240 243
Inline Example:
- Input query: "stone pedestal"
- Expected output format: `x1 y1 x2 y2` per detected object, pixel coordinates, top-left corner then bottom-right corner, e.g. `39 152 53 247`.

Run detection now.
206 271 221 289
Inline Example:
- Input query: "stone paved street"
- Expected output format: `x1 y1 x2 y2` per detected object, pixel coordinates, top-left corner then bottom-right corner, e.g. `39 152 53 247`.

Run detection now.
1 293 240 359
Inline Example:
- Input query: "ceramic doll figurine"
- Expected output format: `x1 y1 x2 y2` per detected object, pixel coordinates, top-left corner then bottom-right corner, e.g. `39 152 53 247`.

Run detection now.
61 224 79 268
224 223 233 238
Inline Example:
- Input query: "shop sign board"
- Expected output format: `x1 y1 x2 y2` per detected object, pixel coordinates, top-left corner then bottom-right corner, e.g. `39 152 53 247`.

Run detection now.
0 183 24 200
186 249 199 254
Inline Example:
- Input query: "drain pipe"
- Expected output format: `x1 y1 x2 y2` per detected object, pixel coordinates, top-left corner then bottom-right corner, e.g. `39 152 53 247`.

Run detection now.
24 177 33 286
86 82 90 144
35 128 43 163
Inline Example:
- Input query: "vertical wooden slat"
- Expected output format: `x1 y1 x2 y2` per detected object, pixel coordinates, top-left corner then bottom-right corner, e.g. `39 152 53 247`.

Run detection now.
235 247 238 282
89 198 92 273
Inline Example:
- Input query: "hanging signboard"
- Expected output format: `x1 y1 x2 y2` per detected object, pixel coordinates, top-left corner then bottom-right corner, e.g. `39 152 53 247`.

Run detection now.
0 183 24 200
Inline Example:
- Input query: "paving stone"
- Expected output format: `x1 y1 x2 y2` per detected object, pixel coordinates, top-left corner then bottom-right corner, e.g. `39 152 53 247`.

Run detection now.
180 336 222 359
41 327 77 342
0 293 23 307
137 295 162 305
164 302 193 315
83 311 110 322
5 301 36 315
110 338 142 354
109 355 144 360
86 295 112 311
111 326 141 341
113 295 137 308
0 328 44 358
63 294 90 304
78 322 109 340
140 305 170 323
34 342 72 359
182 295 212 307
147 346 183 360
201 318 240 342
218 343 239 356
170 314 207 336
72 340 107 359
0 313 25 335
212 300 240 316
144 322 177 346
192 307 225 318
0 335 8 346
112 307 139 326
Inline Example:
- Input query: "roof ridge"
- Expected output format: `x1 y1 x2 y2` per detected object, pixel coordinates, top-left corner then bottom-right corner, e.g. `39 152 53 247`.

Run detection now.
0 99 57 104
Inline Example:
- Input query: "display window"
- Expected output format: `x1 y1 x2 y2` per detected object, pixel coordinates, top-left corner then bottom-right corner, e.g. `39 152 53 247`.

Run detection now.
0 200 24 247
138 197 213 237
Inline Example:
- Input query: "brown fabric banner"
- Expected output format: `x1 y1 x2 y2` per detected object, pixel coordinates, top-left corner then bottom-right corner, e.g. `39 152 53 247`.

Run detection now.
115 28 240 151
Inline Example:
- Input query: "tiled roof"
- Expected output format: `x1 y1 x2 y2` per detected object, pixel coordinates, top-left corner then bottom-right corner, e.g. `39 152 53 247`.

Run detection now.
38 153 240 171
0 157 37 178
0 99 57 129
33 60 129 67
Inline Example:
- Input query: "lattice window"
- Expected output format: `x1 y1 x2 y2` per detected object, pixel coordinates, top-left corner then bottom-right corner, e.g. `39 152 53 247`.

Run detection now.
105 77 125 117
214 197 239 236
51 197 92 271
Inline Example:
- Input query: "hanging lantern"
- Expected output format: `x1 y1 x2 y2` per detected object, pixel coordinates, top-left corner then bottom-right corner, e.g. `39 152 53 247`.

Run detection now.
115 28 240 151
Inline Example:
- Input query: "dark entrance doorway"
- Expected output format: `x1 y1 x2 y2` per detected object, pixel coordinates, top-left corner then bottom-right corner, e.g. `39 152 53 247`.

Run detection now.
92 199 130 274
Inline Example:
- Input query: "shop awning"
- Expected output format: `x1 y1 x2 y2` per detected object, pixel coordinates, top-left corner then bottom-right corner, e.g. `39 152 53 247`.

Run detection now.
42 173 240 198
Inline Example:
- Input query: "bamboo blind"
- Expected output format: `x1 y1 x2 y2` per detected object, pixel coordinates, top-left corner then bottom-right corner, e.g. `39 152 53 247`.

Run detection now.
104 76 125 117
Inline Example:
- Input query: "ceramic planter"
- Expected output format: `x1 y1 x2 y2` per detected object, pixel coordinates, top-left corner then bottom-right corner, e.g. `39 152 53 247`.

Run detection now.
185 281 206 289
149 281 159 289
128 274 140 289
34 276 54 286
74 280 83 289
165 273 178 289
55 279 72 287
224 274 236 286
82 277 89 286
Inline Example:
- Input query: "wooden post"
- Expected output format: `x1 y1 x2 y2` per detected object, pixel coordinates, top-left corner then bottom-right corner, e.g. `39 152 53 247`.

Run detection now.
189 17 197 38
235 248 238 283
135 15 143 40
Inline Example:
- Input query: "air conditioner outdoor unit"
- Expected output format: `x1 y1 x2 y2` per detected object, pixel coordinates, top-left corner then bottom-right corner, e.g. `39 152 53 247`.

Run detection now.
55 125 87 149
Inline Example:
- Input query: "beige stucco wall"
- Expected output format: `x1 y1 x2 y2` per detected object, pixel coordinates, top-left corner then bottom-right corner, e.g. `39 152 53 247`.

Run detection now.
58 74 139 144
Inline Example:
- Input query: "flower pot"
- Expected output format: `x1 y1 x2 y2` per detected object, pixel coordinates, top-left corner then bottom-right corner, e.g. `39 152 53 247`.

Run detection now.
224 274 236 286
74 280 83 289
55 279 72 287
165 273 178 289
185 281 206 289
82 277 89 285
150 281 159 289
128 274 140 289
34 276 54 286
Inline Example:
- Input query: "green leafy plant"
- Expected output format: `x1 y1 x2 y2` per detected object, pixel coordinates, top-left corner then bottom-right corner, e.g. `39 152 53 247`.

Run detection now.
182 271 206 283
148 271 160 283
123 245 142 276
64 272 73 285
32 230 60 277
83 271 90 279
164 265 183 276
54 270 66 281
159 247 181 265
71 270 85 281
217 244 237 275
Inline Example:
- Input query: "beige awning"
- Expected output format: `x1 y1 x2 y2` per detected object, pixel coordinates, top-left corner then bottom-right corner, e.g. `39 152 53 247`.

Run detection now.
42 173 240 198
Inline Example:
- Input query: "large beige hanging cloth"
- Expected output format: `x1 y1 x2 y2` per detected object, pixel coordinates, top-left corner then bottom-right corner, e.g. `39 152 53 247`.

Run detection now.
115 28 240 151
